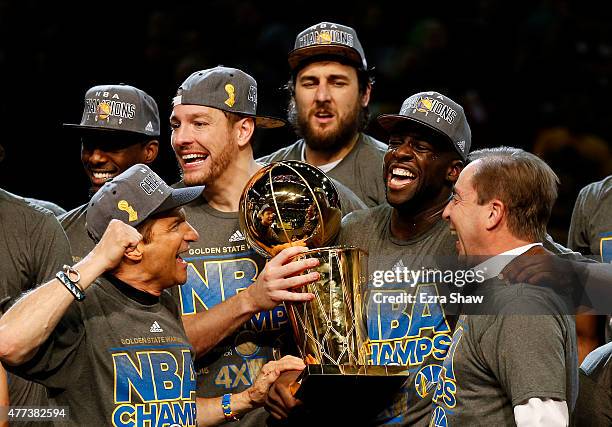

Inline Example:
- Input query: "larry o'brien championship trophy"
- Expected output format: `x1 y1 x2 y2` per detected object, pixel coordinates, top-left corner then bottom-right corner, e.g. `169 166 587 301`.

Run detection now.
239 160 408 416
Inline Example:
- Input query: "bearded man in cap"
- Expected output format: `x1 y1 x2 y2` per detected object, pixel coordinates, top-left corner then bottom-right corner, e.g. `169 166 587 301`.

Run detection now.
60 83 160 263
258 22 387 207
169 65 365 425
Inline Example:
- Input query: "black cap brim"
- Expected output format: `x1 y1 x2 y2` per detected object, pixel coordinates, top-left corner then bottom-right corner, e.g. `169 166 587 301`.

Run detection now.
377 114 444 136
288 45 363 70
255 116 287 129
153 185 205 216
377 114 466 160
63 123 158 137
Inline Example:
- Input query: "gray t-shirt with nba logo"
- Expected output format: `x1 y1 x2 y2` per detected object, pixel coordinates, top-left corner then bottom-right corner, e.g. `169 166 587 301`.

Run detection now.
8 275 197 427
337 204 458 427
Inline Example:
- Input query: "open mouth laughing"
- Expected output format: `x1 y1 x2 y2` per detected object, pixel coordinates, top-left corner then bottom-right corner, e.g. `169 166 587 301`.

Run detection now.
181 153 209 168
387 165 417 191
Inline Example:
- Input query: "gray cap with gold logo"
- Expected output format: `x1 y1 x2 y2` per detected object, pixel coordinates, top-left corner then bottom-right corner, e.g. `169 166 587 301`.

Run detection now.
86 164 203 242
378 91 471 160
173 66 286 129
288 22 367 71
64 84 160 136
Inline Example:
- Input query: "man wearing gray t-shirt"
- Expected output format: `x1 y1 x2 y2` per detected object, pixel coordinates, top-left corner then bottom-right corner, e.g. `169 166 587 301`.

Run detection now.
432 147 577 426
568 175 612 344
169 66 365 425
265 91 470 426
0 189 72 427
59 83 161 263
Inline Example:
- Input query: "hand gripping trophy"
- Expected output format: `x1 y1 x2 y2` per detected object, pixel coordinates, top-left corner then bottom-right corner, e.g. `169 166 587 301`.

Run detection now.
240 161 407 411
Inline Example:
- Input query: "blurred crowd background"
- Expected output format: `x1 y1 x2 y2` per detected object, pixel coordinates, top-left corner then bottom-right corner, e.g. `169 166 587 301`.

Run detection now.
0 0 610 244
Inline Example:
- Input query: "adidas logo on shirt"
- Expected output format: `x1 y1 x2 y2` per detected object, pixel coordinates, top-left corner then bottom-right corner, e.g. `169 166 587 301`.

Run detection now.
229 230 246 242
393 260 405 273
150 321 163 333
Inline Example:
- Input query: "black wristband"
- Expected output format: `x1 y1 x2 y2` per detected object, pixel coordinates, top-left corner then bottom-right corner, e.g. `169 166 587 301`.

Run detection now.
56 270 86 301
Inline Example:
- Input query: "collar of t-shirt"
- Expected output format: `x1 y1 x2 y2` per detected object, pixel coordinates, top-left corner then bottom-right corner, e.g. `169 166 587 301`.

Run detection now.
300 145 343 173
473 242 543 281
104 273 160 306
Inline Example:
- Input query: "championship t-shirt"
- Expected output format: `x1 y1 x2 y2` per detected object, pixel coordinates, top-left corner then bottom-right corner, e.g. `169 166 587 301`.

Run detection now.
568 175 612 262
337 204 457 426
8 276 196 427
172 198 291 425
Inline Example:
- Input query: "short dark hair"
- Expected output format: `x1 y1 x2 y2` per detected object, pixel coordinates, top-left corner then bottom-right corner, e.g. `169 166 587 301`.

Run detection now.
287 60 373 96
467 146 559 242
136 217 155 244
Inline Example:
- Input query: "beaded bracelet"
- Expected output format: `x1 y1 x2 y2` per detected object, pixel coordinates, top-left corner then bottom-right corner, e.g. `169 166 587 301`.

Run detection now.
221 393 239 422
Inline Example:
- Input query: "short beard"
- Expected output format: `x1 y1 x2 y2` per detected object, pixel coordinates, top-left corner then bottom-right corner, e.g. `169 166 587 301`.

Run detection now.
288 99 366 153
177 140 237 187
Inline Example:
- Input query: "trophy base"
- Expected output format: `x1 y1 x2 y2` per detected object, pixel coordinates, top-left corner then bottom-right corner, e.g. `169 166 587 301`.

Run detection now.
292 364 409 420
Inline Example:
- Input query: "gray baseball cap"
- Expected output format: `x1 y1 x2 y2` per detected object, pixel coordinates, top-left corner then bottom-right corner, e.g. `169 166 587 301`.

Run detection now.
86 164 203 242
64 84 160 137
173 66 286 129
377 91 471 160
288 22 367 71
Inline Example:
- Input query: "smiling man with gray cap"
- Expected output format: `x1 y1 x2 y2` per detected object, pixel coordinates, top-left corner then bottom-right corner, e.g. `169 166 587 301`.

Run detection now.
266 91 471 425
0 163 305 426
258 21 388 207
60 83 161 263
0 163 202 426
168 65 337 425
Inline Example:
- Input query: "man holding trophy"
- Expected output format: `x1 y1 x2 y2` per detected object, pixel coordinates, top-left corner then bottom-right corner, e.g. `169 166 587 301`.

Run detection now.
264 91 471 426
169 66 365 425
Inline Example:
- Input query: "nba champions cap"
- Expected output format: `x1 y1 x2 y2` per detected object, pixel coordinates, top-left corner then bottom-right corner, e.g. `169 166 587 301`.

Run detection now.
173 66 286 129
64 84 160 136
377 91 471 160
288 22 367 71
86 164 203 242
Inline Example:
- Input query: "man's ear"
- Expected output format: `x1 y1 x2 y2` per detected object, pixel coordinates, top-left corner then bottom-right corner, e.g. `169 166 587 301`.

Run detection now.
235 118 255 149
486 199 504 231
143 140 159 164
360 82 372 107
124 241 145 262
446 160 464 184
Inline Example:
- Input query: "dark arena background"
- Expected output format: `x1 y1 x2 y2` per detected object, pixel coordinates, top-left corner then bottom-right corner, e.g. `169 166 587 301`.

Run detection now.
0 0 610 244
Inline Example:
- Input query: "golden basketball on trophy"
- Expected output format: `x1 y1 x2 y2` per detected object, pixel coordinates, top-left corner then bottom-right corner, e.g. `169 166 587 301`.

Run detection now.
239 160 341 257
